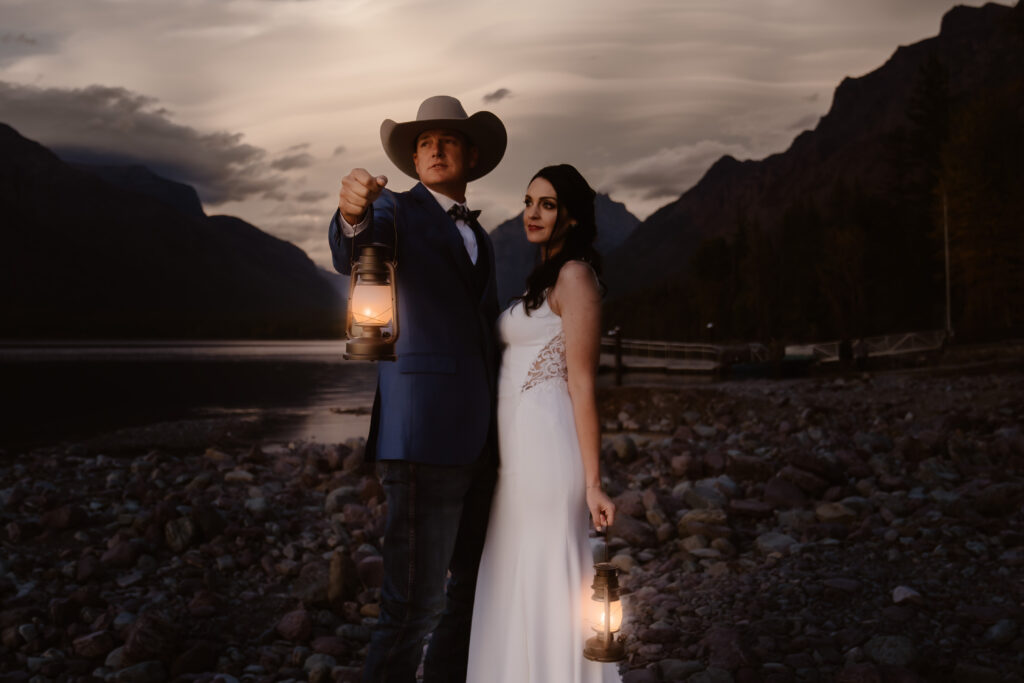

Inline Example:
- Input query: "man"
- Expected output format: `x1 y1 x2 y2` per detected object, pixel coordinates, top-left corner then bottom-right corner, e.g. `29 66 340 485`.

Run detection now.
328 95 506 683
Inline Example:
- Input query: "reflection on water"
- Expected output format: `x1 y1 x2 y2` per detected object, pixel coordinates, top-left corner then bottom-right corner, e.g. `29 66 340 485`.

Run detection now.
0 339 357 362
0 341 719 450
0 340 378 448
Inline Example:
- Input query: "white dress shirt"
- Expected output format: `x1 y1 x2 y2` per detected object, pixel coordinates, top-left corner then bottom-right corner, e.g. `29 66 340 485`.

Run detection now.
338 187 478 265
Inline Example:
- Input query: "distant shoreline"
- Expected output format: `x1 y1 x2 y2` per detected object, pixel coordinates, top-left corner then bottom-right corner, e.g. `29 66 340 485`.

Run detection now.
0 338 354 364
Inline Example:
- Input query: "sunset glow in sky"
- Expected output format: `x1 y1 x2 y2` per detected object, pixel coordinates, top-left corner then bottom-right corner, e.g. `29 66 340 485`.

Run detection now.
0 0 987 268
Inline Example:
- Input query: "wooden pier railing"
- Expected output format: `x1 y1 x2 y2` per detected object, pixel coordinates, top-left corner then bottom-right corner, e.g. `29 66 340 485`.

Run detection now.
784 330 948 363
599 329 948 384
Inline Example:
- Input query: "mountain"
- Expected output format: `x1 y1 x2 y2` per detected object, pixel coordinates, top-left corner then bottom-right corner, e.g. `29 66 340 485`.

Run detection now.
491 193 640 305
604 2 1024 342
319 267 351 304
72 163 206 218
0 123 343 338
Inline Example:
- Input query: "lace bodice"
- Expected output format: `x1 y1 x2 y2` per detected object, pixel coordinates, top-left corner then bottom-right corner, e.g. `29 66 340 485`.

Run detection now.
521 331 567 392
498 297 566 396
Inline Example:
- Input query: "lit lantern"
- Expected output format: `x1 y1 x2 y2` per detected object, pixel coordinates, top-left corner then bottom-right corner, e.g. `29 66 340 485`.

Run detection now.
584 556 626 662
344 243 399 361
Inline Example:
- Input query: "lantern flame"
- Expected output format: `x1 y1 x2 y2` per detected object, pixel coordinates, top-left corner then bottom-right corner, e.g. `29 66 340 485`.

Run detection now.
588 596 623 633
351 283 393 326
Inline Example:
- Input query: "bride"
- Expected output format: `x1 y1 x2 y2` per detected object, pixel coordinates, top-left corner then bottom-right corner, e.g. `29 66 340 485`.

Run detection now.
466 164 623 682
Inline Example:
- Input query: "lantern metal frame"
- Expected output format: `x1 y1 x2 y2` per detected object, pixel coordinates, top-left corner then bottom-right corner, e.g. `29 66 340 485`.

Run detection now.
584 529 626 662
344 242 399 361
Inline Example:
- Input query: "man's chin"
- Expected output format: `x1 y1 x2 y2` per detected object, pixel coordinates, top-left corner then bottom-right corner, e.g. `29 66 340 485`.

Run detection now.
422 173 465 188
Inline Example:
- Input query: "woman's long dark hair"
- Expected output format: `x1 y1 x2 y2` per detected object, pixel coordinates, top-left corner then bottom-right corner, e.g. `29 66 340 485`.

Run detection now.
513 164 603 314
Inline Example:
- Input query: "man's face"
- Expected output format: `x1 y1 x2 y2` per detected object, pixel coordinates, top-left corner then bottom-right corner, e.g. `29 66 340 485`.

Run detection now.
412 129 478 190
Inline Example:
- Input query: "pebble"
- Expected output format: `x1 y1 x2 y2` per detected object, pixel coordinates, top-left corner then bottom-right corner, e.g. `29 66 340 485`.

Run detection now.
693 424 718 439
815 502 856 524
892 586 921 604
105 645 126 668
225 468 255 483
610 554 636 573
755 532 797 555
984 619 1018 645
688 668 733 683
277 610 313 641
303 653 337 672
113 660 167 683
863 635 915 667
18 623 39 642
164 517 196 553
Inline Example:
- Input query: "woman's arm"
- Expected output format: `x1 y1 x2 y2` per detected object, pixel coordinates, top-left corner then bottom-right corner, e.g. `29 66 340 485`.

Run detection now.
551 261 616 530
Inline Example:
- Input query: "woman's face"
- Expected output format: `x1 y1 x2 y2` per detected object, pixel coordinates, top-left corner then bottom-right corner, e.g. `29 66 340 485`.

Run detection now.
523 176 571 255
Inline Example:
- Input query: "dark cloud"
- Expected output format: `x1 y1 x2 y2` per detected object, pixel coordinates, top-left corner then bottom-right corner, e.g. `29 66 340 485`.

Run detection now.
592 139 753 218
641 186 684 201
332 145 347 156
804 92 820 102
0 31 58 66
294 190 330 203
608 140 750 193
0 80 283 204
270 152 314 171
262 189 288 201
1 33 39 45
482 88 511 104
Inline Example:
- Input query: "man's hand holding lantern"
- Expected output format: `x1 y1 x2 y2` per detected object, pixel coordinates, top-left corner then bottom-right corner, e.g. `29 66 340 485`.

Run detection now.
339 168 388 226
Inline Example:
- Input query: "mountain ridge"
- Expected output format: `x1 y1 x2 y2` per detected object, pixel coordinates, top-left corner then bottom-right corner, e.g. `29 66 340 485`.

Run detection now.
0 123 342 338
603 1 1024 341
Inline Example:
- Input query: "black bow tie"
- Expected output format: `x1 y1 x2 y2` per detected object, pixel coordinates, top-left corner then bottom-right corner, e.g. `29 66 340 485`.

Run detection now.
448 204 481 223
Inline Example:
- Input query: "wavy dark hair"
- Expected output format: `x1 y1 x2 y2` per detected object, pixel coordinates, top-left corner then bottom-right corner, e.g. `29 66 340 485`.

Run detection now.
513 164 603 314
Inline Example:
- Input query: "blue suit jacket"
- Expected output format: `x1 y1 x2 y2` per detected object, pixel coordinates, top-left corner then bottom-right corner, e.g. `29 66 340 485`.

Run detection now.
329 183 500 465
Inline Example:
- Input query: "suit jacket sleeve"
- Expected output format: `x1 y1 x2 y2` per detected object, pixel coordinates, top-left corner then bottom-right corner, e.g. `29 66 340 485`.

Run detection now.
327 191 398 276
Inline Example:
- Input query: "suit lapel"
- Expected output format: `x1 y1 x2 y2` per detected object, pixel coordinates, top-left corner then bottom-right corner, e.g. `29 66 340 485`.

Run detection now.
473 219 496 305
411 185 498 389
410 183 478 294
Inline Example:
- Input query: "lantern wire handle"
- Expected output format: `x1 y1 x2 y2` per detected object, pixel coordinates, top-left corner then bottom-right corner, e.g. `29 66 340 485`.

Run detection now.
388 189 399 269
347 189 400 268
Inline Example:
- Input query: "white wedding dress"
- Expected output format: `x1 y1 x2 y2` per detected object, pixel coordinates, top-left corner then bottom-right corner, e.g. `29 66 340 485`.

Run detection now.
466 294 622 683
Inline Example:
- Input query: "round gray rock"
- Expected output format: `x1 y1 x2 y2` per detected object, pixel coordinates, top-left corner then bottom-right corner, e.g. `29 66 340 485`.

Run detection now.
755 531 797 555
864 635 915 667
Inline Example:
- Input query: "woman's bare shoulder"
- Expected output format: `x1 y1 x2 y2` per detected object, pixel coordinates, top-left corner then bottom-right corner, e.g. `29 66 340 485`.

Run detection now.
551 260 600 314
557 259 599 288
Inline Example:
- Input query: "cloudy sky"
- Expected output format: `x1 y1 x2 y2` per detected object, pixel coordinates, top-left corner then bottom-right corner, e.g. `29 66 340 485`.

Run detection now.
0 0 985 268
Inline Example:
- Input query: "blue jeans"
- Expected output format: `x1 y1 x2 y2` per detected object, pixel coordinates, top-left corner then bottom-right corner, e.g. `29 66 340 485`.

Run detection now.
362 454 497 683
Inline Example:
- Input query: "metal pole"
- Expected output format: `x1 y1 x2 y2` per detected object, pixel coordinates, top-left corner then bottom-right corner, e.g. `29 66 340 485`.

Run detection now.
612 326 623 387
943 188 952 337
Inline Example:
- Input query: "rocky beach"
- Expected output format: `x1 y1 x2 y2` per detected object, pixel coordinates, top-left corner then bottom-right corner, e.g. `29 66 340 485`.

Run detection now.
2 364 1023 682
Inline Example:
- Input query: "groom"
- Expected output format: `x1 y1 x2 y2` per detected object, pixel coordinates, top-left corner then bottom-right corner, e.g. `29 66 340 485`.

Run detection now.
328 96 506 682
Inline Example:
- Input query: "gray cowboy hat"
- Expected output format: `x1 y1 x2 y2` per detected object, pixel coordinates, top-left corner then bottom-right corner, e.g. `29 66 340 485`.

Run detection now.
380 95 507 182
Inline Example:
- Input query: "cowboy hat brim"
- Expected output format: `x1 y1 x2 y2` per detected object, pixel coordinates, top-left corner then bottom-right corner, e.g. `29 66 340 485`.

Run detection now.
380 110 507 182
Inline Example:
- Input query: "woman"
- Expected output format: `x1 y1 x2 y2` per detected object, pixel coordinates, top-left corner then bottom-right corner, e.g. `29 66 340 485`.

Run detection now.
466 165 622 683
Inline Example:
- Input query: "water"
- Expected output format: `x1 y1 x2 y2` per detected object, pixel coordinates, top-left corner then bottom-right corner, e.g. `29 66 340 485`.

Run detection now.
0 340 722 450
0 340 378 449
